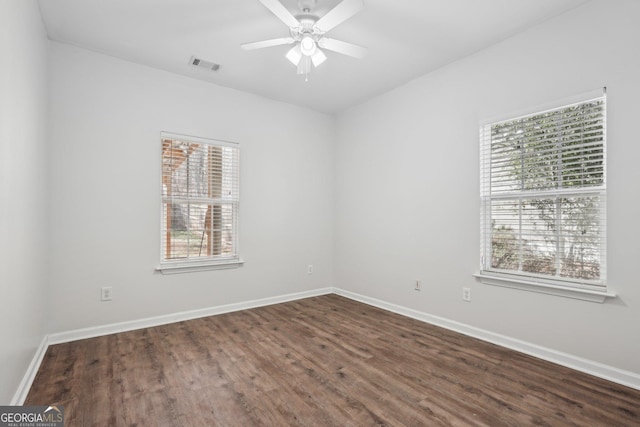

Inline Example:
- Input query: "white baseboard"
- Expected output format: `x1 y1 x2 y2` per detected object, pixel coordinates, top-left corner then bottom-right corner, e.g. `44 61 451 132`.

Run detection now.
15 285 640 404
13 287 333 404
48 287 334 345
11 335 49 405
333 287 640 391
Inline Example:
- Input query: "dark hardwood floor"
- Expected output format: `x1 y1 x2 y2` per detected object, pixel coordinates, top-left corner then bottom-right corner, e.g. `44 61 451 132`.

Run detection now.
26 294 640 426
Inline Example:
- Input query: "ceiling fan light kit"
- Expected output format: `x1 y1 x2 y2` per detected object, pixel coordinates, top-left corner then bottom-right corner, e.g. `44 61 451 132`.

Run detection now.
300 35 317 56
241 0 368 81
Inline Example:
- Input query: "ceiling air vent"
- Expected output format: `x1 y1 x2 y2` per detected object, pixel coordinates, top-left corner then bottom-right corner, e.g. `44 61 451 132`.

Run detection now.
189 56 220 72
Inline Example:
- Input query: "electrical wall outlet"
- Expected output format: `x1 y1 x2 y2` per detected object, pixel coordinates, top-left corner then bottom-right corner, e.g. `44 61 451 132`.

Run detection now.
415 280 421 291
462 287 471 302
101 286 113 301
307 265 313 275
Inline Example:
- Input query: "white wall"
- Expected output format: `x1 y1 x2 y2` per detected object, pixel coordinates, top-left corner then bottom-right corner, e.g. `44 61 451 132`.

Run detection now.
335 0 640 375
7 0 639 401
47 42 335 332
0 0 49 404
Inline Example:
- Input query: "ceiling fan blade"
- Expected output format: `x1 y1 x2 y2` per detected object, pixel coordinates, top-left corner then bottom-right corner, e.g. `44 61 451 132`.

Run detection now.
311 49 327 67
241 37 295 50
318 37 368 59
314 0 364 33
258 0 301 28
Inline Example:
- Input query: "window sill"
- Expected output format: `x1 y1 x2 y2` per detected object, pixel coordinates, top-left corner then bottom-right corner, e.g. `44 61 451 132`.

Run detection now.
472 272 616 303
156 259 244 275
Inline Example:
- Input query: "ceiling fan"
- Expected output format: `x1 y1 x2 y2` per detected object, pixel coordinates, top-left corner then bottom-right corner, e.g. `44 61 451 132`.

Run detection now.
241 0 367 79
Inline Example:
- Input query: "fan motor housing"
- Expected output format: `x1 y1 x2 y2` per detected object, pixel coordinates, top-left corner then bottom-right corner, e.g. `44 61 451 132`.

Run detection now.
296 14 318 27
291 14 323 39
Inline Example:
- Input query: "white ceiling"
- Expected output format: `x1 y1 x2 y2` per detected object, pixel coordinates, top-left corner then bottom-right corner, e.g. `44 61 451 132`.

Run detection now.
37 0 589 114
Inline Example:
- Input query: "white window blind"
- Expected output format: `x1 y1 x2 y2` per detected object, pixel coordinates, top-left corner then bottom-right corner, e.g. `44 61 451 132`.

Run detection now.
161 133 240 268
480 92 606 291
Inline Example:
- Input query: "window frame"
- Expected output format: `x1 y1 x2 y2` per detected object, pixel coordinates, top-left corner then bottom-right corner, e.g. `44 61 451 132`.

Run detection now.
476 90 614 302
156 131 243 274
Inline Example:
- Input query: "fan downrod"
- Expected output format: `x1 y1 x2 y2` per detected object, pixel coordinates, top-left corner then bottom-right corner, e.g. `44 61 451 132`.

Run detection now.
298 0 317 13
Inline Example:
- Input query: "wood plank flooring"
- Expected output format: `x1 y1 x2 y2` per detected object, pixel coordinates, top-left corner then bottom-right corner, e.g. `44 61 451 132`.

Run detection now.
26 294 640 426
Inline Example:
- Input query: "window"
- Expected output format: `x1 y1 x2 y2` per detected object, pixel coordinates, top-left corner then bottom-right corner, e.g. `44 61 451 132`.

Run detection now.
159 132 241 272
479 92 608 298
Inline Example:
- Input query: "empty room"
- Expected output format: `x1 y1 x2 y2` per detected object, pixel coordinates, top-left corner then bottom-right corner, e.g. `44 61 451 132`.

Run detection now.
1 0 639 425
